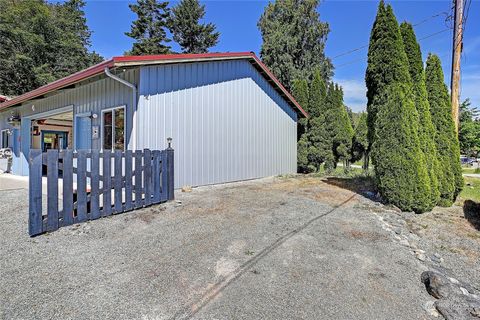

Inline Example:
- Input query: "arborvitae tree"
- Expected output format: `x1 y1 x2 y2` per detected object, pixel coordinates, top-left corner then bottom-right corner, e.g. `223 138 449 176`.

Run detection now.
367 3 432 213
125 0 171 55
170 0 219 53
400 22 440 208
351 112 369 169
293 78 311 172
307 71 330 171
373 84 432 213
365 1 411 148
294 72 330 172
332 85 354 168
425 54 463 205
292 78 310 137
258 0 332 91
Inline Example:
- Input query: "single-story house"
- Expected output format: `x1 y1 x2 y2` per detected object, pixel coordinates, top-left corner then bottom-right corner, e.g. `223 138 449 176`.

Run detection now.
0 52 307 188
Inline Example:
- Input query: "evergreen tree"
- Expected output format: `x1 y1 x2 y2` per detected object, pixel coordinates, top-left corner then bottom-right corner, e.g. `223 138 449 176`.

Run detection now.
332 85 354 168
292 78 310 137
351 112 369 169
365 1 411 148
366 3 432 213
293 72 330 172
0 0 103 96
425 54 463 205
373 84 432 213
400 22 440 207
258 0 332 90
170 0 219 53
125 0 171 55
309 74 332 170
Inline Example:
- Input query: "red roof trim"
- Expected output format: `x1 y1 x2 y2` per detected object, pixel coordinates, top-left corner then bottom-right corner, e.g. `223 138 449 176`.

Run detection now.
0 52 307 117
113 51 254 63
0 59 115 110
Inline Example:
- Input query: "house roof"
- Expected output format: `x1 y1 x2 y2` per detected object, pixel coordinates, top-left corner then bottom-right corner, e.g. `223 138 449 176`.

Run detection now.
0 52 307 118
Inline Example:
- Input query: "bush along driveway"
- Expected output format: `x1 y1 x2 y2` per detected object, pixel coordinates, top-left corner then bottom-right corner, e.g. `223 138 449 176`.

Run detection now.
1 175 478 319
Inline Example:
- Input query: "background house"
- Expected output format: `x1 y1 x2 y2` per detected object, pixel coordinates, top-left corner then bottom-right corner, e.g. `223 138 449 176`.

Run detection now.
0 52 306 188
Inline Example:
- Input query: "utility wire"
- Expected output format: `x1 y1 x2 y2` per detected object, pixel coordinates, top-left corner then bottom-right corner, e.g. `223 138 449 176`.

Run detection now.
336 28 452 69
331 9 451 61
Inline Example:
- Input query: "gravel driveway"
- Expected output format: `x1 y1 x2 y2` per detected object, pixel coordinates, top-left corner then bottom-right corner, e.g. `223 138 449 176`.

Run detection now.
0 175 476 319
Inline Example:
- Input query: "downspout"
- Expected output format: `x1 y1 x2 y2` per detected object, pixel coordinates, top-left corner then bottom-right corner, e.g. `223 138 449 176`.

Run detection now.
104 67 137 150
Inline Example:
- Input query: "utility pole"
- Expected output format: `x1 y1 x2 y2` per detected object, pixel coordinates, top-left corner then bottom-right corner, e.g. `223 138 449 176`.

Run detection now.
451 0 464 134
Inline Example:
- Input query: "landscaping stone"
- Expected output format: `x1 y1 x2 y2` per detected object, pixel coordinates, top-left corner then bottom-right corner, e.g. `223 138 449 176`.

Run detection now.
421 271 462 299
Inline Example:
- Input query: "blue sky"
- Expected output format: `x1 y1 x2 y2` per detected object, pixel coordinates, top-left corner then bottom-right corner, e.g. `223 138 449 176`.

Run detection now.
83 0 480 112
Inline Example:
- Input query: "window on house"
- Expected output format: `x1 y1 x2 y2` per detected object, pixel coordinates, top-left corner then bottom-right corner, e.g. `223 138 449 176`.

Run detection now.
102 107 125 150
1 130 11 149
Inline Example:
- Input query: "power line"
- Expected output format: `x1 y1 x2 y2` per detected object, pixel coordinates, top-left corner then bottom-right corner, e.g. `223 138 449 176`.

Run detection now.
331 9 451 61
335 28 452 69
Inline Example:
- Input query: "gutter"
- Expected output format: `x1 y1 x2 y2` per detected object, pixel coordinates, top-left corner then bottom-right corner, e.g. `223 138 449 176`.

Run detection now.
104 67 137 150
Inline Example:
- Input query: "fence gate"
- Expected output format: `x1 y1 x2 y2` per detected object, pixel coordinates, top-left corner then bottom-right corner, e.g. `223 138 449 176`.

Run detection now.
28 148 174 236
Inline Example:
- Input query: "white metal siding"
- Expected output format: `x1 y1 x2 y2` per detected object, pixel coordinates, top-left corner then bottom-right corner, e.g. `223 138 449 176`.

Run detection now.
137 60 298 188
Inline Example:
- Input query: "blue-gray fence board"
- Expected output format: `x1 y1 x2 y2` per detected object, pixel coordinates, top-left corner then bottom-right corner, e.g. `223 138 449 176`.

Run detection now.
28 148 174 236
144 149 152 206
90 150 100 220
134 151 143 209
62 150 74 226
46 150 59 232
29 150 43 236
77 150 88 222
102 150 112 217
114 150 123 214
125 150 133 211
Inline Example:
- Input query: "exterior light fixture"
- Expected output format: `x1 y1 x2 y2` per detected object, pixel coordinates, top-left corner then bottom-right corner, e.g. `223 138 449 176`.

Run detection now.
167 137 172 149
7 114 21 128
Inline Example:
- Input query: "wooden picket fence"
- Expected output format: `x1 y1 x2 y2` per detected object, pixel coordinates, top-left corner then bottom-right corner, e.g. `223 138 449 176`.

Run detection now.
28 148 174 236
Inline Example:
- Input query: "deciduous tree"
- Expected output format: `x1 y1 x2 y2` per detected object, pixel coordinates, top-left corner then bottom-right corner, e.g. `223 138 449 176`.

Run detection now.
0 0 103 96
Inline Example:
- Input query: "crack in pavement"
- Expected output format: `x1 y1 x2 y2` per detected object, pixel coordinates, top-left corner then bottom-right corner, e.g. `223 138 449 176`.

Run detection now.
171 194 357 320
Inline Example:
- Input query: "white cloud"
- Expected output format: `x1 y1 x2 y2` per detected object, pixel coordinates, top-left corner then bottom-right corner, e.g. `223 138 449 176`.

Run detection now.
335 78 367 112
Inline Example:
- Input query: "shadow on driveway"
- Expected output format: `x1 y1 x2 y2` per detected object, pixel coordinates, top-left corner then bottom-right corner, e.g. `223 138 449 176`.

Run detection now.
322 175 379 203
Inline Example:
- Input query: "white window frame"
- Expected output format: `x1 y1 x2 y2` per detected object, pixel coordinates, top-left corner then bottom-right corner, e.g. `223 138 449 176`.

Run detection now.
101 105 126 151
1 129 11 149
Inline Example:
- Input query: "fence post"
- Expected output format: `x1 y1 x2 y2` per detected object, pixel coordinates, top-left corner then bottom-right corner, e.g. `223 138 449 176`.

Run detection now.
166 139 174 201
29 150 43 236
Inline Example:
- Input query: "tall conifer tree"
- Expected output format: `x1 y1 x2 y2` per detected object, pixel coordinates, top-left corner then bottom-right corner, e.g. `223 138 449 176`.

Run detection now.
425 54 463 205
351 112 369 169
365 1 410 147
258 0 332 90
125 0 171 55
170 0 219 53
400 22 440 208
366 3 431 213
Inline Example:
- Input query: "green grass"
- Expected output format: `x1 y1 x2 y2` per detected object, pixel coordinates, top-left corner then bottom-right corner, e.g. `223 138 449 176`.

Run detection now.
462 167 480 174
460 176 480 203
313 165 372 178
